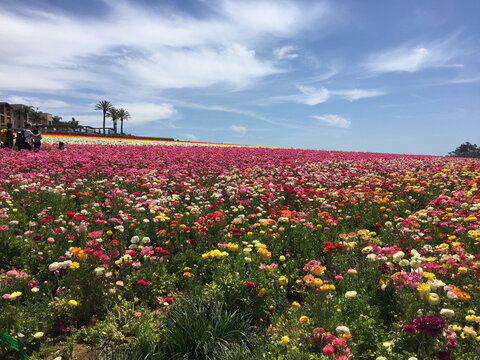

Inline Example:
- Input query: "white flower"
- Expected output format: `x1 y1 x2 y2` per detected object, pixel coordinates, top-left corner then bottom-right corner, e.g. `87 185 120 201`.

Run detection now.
48 262 60 271
345 291 357 298
33 331 44 339
335 325 350 335
440 308 455 318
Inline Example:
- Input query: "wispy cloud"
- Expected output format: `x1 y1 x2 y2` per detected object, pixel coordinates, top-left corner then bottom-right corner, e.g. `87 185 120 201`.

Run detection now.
229 125 247 137
181 133 199 141
273 46 299 60
363 35 460 73
271 86 384 105
332 89 385 102
312 114 351 128
450 75 480 84
5 95 69 108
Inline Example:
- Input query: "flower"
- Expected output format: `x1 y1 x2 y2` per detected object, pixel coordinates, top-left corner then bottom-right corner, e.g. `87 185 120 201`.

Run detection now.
292 301 301 308
245 280 255 289
68 300 78 307
413 315 446 337
279 276 288 286
33 331 44 339
9 291 22 300
299 316 309 323
257 288 266 297
345 291 357 298
322 344 335 357
281 335 290 345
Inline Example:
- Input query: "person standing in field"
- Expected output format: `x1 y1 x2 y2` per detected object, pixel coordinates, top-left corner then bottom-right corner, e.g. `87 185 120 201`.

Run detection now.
5 123 14 148
22 123 41 151
32 126 42 152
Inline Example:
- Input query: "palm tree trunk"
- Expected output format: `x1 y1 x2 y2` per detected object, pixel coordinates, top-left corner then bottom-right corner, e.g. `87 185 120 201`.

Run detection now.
103 111 106 135
121 119 124 134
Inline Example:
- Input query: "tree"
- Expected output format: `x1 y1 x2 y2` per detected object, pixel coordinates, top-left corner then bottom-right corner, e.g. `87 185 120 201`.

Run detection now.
29 107 46 125
448 142 480 158
52 116 63 125
95 100 113 135
69 117 79 129
117 108 130 134
107 107 119 134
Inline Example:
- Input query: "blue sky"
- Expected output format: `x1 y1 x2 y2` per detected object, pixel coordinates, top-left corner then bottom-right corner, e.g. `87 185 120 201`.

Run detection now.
0 0 479 155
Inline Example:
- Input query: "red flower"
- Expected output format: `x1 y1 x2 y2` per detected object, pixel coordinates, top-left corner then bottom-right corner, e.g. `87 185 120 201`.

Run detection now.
245 280 255 289
164 296 173 305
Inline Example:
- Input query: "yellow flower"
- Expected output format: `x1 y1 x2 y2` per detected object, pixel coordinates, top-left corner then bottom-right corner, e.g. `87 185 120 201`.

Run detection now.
291 301 301 308
299 316 309 323
227 243 239 251
428 293 440 305
422 272 435 280
106 230 113 236
417 283 431 299
68 300 78 307
279 276 289 286
9 291 22 300
33 332 44 339
257 288 266 298
183 272 191 278
281 335 290 346
69 262 80 270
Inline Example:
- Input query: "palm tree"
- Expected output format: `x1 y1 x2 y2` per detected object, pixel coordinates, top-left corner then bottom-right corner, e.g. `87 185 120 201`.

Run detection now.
95 100 113 135
107 107 119 134
69 117 79 130
117 108 130 134
52 115 63 125
29 107 46 125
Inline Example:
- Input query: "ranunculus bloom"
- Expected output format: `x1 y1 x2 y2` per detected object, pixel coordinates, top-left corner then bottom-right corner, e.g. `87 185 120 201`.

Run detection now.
413 315 446 337
245 280 255 289
323 344 335 357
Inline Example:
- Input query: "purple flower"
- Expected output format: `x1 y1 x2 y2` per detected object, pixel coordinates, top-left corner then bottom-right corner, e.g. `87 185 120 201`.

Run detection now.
379 263 391 274
437 351 450 360
413 316 446 337
403 325 416 334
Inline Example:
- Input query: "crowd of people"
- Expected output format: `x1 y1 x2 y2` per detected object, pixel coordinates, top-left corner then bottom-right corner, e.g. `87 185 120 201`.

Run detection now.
1 123 64 151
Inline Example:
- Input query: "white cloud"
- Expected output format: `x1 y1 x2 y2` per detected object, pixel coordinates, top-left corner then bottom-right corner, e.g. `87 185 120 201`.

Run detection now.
332 89 385 101
312 114 351 128
271 86 384 105
4 95 69 109
115 102 177 124
451 75 480 84
363 36 459 73
181 133 199 141
229 125 247 136
274 46 299 60
0 0 329 93
120 44 281 90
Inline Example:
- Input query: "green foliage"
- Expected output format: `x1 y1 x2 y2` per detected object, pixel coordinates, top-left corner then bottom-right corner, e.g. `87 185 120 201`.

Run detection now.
157 295 257 360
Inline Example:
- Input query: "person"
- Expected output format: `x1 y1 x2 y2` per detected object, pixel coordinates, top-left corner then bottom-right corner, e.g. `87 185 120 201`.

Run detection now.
32 126 42 152
22 123 41 151
4 123 14 148
58 142 65 151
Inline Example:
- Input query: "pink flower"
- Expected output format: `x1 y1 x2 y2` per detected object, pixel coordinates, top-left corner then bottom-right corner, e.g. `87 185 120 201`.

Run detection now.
332 337 347 348
323 344 335 357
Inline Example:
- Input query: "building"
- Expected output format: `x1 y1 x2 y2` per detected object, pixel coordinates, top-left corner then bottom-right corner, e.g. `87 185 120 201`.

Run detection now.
0 103 52 129
0 102 14 128
10 104 31 129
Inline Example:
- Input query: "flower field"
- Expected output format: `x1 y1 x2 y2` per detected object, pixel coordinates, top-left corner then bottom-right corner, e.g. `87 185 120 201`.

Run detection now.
0 141 479 360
